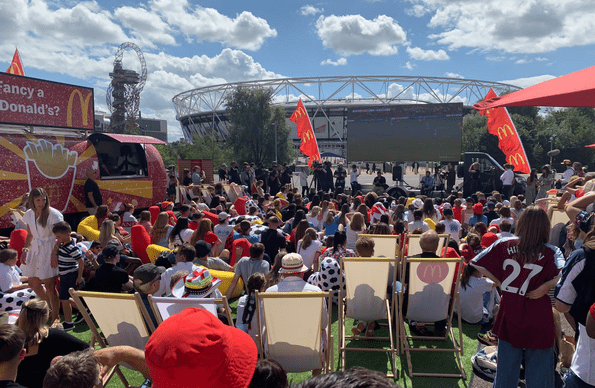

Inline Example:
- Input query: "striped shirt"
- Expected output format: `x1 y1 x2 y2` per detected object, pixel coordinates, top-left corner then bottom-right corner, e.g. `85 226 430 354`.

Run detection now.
58 240 83 275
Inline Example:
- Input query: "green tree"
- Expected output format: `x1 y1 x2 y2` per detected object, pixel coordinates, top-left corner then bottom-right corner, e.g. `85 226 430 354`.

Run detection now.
155 135 233 171
225 87 296 165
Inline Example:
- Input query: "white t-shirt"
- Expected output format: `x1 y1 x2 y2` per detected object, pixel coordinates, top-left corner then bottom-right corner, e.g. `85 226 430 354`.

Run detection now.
441 218 462 243
169 228 194 248
350 170 359 183
121 212 138 234
457 276 494 324
306 214 322 231
407 220 429 232
489 217 515 227
346 222 364 251
571 323 595 385
500 169 515 185
214 224 234 252
297 239 323 269
0 263 21 292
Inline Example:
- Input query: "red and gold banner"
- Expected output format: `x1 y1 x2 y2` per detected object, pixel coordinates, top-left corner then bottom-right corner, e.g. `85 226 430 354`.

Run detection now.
289 99 321 167
0 73 94 130
6 49 25 76
479 89 531 174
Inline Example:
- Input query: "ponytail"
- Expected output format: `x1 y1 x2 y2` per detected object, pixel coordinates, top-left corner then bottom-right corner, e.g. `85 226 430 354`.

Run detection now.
242 273 266 330
460 264 478 291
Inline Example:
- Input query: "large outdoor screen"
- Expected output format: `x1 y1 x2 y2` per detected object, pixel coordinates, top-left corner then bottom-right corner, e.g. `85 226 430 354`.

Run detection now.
346 103 463 162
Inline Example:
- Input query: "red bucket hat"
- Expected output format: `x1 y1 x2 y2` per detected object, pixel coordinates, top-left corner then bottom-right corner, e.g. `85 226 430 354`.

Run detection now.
481 232 499 249
145 308 257 388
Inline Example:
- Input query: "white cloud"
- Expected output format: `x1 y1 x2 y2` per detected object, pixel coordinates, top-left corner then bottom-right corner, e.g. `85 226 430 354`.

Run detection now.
515 58 531 64
499 75 556 88
406 46 450 60
535 57 548 61
405 61 415 70
320 58 347 66
300 5 324 16
445 72 463 78
114 6 176 47
405 5 429 17
315 14 407 56
413 0 595 54
149 0 277 51
486 56 506 62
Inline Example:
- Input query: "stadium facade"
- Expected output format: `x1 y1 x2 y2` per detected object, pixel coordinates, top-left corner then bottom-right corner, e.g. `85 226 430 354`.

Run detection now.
172 76 520 158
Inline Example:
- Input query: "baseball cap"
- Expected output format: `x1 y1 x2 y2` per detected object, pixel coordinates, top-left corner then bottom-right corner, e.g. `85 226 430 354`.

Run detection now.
133 264 165 288
145 308 257 388
190 212 203 220
194 241 212 258
487 202 496 209
218 212 230 221
481 232 499 249
102 244 122 259
473 203 484 215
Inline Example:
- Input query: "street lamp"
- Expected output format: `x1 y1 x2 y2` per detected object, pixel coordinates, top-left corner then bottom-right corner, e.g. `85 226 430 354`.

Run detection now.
274 121 278 164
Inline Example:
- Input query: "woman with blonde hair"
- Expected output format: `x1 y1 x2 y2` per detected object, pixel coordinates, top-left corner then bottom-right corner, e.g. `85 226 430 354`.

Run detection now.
151 212 173 247
297 228 323 270
306 205 323 232
345 212 365 250
21 188 63 322
472 206 564 388
98 219 118 248
190 218 222 256
16 299 89 388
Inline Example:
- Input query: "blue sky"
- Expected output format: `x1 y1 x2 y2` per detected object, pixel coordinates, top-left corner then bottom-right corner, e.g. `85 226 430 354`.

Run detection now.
2 0 594 141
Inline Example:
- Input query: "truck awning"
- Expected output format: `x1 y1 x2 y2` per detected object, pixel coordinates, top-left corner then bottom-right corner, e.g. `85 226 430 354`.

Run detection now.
88 133 166 145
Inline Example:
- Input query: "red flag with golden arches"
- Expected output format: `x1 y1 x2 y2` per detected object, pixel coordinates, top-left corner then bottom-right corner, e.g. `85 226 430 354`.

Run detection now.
479 89 531 174
6 48 25 76
289 99 321 167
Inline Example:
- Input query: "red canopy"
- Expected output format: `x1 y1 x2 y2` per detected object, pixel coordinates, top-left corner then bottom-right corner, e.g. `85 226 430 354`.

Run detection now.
474 65 595 110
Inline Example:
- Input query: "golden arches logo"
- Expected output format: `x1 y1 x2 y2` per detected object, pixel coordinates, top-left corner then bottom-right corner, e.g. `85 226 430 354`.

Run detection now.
422 263 443 279
293 106 307 119
508 153 526 166
497 124 514 140
7 62 24 76
66 89 92 127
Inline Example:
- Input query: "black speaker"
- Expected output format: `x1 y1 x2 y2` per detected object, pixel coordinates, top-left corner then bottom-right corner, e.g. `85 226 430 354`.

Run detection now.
392 165 403 181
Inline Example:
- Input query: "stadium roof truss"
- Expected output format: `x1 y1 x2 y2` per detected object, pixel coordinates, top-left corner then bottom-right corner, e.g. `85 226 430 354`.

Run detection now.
172 76 521 141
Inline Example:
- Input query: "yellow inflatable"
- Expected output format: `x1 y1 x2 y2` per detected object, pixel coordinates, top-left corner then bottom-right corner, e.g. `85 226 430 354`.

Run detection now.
147 244 170 264
210 269 244 299
77 215 100 241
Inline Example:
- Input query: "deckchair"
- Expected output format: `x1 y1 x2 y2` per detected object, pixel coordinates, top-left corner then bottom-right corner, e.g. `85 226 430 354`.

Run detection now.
339 257 397 377
255 291 333 374
69 290 153 387
200 188 212 207
405 233 449 258
146 295 233 326
356 233 401 300
397 256 465 378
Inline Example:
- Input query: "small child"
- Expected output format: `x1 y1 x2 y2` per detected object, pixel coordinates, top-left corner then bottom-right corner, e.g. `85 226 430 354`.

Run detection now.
52 221 84 331
236 272 266 346
76 240 101 280
457 264 500 325
0 249 36 316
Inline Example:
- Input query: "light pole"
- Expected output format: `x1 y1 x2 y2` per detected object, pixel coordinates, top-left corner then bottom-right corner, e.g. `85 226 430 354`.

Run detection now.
274 121 278 164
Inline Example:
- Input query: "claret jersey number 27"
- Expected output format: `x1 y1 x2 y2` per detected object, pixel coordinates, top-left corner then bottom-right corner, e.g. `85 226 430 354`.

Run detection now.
500 259 543 296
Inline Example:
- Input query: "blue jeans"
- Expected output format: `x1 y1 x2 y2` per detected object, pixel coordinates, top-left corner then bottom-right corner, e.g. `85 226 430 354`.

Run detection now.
494 339 554 388
565 370 595 388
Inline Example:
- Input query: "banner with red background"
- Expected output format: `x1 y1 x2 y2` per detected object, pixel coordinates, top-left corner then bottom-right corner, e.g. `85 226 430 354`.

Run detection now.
0 73 94 130
289 99 321 167
479 88 531 174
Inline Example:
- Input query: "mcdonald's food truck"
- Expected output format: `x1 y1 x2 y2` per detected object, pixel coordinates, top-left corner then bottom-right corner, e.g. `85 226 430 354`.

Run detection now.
0 73 167 234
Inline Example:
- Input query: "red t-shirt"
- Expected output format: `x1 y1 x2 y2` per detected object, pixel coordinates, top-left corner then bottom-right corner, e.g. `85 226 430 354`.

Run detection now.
452 206 463 223
472 238 564 349
203 231 218 245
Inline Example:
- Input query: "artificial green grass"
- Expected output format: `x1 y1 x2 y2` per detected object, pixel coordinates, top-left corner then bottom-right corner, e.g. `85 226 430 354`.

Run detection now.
69 299 482 387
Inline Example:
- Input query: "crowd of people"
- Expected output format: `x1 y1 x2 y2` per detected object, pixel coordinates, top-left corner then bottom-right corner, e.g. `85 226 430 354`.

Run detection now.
1 156 595 387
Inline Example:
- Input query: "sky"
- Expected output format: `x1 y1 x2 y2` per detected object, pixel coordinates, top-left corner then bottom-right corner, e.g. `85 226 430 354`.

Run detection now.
2 0 595 142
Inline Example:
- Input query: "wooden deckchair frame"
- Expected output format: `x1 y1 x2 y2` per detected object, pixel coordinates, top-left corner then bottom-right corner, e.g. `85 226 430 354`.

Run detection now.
146 295 233 326
69 289 152 388
338 257 397 378
396 256 465 378
404 233 449 259
255 291 333 374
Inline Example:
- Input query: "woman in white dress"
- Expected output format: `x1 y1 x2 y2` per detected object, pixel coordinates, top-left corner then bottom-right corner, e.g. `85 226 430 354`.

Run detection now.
21 188 63 321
